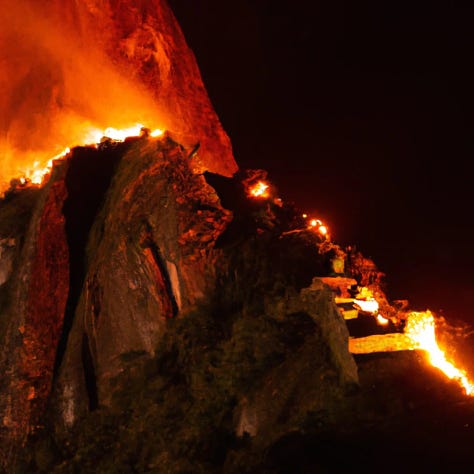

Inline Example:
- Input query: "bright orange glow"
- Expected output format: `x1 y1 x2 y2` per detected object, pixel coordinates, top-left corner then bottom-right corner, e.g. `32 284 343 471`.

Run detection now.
355 298 379 314
22 148 71 186
85 124 163 143
150 128 165 138
355 287 382 314
0 3 174 195
376 314 389 326
12 125 166 189
318 225 328 236
307 218 329 237
249 181 270 198
85 123 146 143
405 311 474 396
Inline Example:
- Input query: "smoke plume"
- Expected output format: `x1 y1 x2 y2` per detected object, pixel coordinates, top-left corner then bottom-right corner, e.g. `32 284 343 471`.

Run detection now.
0 0 236 191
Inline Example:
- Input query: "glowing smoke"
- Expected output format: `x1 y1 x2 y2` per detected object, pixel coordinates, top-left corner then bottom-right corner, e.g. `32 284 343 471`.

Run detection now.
0 0 236 190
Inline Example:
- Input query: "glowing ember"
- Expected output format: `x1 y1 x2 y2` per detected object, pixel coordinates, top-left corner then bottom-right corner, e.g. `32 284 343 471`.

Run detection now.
318 225 328 236
22 148 71 185
249 181 270 198
405 311 474 396
150 128 165 138
12 125 166 190
376 314 389 326
85 123 152 143
354 298 379 314
307 218 329 237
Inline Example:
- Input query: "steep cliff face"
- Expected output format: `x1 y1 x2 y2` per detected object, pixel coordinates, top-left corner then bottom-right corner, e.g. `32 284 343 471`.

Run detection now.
0 173 69 466
54 137 233 428
0 134 360 471
0 0 236 189
3 137 474 473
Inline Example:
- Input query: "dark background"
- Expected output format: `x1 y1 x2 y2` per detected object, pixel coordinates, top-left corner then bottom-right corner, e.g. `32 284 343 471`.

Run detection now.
169 0 474 323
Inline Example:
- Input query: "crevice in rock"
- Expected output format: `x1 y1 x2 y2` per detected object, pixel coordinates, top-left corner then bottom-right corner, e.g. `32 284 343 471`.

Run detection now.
203 171 246 212
53 142 132 377
143 223 179 318
81 333 98 411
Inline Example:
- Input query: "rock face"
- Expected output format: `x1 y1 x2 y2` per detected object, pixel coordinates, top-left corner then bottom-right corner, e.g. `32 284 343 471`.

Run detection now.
0 3 359 469
0 175 69 466
0 0 236 190
54 137 232 429
0 135 359 471
3 137 474 474
2 3 472 472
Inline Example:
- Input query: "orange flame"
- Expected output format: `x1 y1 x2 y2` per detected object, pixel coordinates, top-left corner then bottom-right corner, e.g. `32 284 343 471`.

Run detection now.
85 124 164 143
21 148 71 186
249 181 270 199
318 225 328 236
12 125 165 189
355 298 379 314
405 311 474 396
308 218 329 238
376 314 389 326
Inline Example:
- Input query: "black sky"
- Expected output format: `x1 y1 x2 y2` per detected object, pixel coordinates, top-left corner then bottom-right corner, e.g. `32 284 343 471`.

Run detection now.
168 0 474 322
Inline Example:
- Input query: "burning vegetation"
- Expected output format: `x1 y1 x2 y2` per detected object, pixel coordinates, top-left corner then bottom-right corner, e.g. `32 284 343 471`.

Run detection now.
0 0 236 194
2 126 474 472
235 165 474 396
2 1 474 472
405 311 474 395
243 171 474 396
9 125 165 192
324 245 474 396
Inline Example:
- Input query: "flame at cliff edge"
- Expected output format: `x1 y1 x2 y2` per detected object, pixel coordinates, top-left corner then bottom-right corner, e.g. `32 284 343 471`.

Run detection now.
405 311 474 395
0 1 163 191
0 0 237 193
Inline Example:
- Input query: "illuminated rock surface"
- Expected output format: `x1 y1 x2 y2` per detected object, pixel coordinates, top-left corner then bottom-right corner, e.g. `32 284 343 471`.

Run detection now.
1 138 474 473
0 136 356 471
1 2 474 472
0 159 78 467
0 0 236 190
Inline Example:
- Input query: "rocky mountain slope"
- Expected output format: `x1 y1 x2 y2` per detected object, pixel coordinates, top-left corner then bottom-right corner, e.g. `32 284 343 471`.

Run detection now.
0 134 358 470
1 1 474 472
1 135 474 473
0 0 236 190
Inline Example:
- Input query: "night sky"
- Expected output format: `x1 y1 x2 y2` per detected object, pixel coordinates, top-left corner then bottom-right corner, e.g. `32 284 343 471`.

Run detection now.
169 1 474 323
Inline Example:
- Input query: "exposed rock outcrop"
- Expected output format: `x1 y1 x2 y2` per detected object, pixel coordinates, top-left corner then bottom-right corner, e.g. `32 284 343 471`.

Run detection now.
2 133 474 473
0 135 360 471
0 171 69 466
54 137 232 429
0 0 236 190
3 4 471 472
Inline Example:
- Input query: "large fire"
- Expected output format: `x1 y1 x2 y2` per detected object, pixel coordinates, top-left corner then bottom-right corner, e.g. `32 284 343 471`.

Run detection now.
12 125 165 190
0 0 237 193
2 0 472 404
405 311 474 396
0 0 165 193
349 305 474 396
249 181 270 198
286 205 474 397
25 148 70 185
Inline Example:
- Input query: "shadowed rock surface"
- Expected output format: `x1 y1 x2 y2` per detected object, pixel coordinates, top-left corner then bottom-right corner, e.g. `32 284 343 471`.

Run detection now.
1 136 474 473
1 4 474 471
